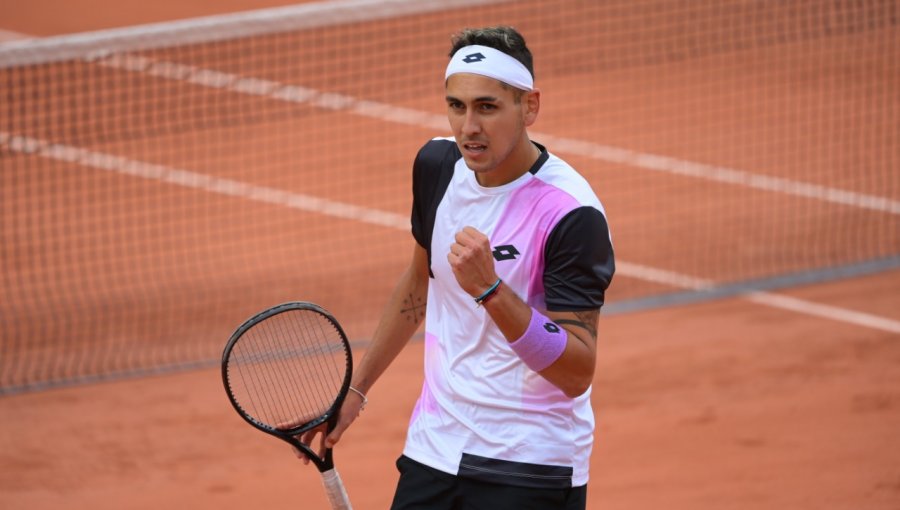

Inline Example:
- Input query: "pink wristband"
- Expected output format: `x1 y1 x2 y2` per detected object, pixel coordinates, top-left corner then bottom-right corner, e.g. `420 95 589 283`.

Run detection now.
509 309 567 372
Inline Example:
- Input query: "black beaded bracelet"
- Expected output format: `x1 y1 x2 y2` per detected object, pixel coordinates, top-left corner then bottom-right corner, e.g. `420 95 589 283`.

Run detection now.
474 278 502 307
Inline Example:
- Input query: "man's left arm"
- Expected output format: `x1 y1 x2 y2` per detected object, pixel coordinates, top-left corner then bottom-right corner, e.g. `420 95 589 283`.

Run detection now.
481 288 599 398
448 212 612 397
449 201 613 397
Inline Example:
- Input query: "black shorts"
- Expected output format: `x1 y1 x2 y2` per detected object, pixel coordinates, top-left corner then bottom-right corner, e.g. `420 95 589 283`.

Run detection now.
389 455 587 510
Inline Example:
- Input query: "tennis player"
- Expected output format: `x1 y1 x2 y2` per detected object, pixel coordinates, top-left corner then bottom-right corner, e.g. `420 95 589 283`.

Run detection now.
304 26 614 509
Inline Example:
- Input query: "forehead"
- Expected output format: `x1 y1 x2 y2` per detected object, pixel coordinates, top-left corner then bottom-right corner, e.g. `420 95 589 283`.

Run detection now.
445 73 516 101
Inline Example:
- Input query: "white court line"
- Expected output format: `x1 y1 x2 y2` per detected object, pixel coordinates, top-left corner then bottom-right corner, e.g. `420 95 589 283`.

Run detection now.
617 261 900 334
0 132 407 230
744 292 900 335
536 136 900 216
614 261 716 291
0 29 29 43
86 53 900 216
2 131 898 334
0 0 516 68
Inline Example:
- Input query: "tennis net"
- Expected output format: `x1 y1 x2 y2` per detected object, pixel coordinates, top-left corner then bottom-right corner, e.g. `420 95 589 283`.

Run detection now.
2 0 898 394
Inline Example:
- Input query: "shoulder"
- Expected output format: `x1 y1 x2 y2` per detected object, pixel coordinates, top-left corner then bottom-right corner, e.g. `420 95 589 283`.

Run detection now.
533 151 605 212
410 138 460 257
413 137 460 201
414 137 460 172
535 150 612 252
534 149 615 310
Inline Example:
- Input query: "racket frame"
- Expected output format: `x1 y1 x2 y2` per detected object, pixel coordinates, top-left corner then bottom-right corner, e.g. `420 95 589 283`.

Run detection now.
221 301 353 473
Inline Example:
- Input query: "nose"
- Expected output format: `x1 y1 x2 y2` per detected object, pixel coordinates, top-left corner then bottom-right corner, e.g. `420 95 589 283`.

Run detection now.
462 110 481 137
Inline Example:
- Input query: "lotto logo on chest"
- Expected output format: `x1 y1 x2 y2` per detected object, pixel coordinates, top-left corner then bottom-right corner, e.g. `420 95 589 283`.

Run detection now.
491 244 520 261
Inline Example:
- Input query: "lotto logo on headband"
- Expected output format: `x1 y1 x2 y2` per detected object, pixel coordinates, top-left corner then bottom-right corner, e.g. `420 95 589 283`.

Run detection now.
462 52 486 63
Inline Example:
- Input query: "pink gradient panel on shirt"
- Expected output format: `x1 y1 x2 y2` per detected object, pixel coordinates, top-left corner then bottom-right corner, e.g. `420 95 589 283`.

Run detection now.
409 332 441 424
491 178 580 304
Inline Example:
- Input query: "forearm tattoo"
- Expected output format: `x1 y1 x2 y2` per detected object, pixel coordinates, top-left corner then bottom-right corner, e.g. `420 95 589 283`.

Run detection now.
400 293 427 323
555 309 600 339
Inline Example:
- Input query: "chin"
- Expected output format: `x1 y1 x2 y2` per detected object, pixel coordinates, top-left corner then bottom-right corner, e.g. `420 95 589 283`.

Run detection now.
467 163 495 175
462 156 493 173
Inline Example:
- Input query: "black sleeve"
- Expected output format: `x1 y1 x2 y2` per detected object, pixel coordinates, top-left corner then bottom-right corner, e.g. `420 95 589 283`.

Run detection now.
543 206 615 311
410 139 457 274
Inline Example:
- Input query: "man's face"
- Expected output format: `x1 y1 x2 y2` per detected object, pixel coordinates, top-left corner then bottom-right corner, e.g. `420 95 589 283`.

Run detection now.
445 73 537 184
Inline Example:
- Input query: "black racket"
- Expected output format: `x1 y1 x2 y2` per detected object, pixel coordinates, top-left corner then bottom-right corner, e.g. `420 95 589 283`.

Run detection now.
222 302 353 510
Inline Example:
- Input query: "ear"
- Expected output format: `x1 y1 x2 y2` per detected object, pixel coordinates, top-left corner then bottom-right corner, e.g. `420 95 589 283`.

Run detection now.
523 88 540 127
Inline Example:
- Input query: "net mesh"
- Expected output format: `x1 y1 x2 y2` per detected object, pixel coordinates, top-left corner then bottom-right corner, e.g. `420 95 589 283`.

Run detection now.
2 0 898 394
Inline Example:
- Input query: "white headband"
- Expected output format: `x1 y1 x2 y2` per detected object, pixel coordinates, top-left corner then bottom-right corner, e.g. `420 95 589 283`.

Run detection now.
445 45 534 91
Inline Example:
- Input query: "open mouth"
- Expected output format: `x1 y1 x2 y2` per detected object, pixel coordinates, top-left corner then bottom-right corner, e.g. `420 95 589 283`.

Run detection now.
463 142 487 154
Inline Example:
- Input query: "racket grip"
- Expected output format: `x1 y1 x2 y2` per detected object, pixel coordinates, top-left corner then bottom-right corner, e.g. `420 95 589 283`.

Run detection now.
321 467 352 510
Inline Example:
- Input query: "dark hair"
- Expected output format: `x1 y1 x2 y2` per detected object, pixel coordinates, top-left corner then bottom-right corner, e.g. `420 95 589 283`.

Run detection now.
448 26 534 80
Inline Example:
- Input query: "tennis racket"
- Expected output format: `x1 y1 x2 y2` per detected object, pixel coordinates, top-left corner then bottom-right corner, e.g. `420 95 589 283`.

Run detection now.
222 301 353 510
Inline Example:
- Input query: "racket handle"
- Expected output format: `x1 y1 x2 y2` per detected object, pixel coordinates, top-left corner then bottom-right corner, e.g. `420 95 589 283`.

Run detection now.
321 467 353 510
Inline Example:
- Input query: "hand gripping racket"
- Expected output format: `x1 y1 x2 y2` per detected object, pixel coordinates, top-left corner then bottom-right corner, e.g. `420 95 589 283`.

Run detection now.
222 302 353 509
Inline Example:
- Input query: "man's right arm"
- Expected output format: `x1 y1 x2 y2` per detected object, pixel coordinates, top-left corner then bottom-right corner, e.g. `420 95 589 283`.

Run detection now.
321 241 430 447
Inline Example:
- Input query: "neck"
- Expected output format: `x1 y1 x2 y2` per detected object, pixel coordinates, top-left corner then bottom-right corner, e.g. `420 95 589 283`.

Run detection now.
476 137 541 187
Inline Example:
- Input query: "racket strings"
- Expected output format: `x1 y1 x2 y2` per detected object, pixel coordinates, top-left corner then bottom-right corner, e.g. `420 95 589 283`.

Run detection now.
272 310 344 422
227 309 348 430
236 316 340 426
255 317 308 425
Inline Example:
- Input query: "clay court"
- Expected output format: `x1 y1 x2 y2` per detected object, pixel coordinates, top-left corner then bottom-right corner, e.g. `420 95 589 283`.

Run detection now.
1 1 899 509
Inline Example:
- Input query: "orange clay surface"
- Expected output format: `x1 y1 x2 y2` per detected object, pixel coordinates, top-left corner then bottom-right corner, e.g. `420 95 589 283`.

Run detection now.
1 2 899 509
1 278 899 509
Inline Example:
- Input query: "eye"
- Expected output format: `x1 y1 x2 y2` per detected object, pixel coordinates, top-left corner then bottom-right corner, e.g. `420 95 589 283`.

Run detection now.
478 103 497 112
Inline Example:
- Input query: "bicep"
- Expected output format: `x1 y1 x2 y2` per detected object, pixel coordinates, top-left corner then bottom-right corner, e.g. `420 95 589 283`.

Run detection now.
395 243 430 324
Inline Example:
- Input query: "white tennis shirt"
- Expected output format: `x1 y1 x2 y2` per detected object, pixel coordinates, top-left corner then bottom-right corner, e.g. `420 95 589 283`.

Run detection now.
405 137 614 488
